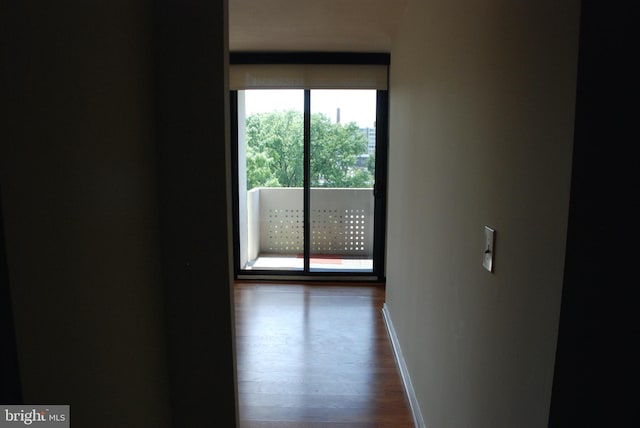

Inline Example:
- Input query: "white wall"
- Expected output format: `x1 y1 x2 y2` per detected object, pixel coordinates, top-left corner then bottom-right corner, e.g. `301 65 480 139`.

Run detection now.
385 1 580 427
237 91 250 269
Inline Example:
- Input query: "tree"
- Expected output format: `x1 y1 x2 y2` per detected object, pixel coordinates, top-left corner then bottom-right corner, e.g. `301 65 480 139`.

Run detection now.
246 110 303 189
245 110 373 189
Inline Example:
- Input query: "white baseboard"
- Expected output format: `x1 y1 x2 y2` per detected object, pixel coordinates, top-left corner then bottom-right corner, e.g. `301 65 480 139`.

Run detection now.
382 303 426 428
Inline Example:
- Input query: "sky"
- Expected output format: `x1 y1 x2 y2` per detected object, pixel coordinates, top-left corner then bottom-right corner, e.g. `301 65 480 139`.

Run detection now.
244 89 377 128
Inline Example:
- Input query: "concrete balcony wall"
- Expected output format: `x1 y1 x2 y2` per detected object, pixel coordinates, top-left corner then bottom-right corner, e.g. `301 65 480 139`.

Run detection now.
247 188 261 262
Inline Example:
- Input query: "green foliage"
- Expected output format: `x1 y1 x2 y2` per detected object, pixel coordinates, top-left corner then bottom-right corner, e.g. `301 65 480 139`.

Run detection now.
367 154 376 176
245 110 374 189
246 110 304 189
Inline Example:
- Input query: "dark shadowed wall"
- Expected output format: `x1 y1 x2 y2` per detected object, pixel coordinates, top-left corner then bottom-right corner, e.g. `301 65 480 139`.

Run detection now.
549 1 639 426
1 1 236 426
154 0 237 425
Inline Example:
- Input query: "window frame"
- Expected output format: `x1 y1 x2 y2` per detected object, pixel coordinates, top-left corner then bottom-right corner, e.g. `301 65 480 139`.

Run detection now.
230 52 389 281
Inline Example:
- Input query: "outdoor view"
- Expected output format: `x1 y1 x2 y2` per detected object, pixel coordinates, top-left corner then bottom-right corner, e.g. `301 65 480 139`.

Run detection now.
237 89 376 272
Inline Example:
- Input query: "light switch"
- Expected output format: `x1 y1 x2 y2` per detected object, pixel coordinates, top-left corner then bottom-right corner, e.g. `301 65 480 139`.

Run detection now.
483 226 495 272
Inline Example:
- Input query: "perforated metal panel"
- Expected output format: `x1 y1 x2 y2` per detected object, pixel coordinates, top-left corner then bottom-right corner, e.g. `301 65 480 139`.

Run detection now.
253 188 374 257
311 209 368 254
266 208 303 253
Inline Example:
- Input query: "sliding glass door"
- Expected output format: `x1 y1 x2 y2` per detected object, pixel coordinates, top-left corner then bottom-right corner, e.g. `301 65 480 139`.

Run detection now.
229 55 389 279
309 90 377 272
236 89 305 271
233 88 385 278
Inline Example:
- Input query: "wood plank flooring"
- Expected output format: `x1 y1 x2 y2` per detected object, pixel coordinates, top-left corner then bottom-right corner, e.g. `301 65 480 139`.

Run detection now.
234 282 414 428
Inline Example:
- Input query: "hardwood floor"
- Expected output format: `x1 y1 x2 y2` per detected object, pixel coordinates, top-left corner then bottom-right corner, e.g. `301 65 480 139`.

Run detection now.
234 282 414 428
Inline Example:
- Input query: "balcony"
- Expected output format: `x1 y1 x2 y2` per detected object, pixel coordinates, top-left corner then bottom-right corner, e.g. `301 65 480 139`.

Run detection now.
239 187 374 272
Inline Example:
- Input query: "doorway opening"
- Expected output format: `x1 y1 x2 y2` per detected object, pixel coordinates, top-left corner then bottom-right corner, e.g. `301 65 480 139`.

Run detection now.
230 54 389 280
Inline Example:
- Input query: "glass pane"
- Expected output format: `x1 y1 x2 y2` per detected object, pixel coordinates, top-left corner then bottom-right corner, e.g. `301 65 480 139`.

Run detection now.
238 90 304 270
310 90 376 272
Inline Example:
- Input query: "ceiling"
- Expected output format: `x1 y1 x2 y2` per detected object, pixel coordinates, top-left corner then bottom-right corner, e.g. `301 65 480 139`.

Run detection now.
229 0 408 53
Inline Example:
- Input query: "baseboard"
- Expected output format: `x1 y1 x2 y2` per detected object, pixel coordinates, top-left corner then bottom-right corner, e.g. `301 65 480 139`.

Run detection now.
382 303 426 428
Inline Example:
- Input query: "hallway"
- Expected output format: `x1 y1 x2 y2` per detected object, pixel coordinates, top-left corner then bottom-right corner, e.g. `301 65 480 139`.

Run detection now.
235 282 414 427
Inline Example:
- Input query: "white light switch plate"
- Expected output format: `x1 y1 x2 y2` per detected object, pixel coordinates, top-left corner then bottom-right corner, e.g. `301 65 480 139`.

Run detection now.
483 226 495 272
